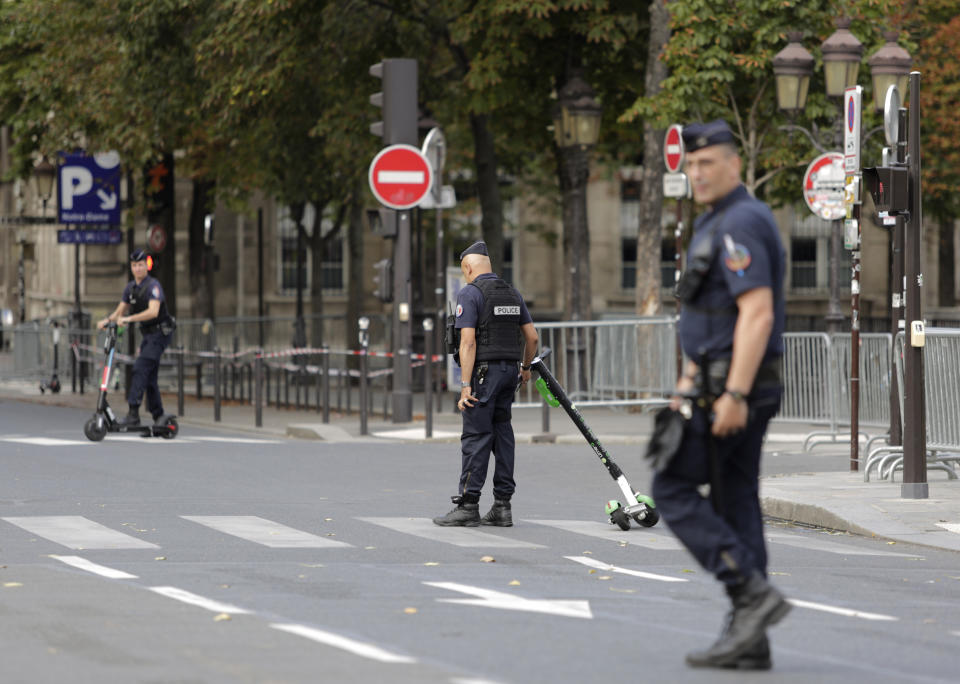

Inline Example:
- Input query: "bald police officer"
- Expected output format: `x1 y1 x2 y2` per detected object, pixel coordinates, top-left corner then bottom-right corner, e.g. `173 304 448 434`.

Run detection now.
651 120 790 669
97 248 176 426
434 241 539 527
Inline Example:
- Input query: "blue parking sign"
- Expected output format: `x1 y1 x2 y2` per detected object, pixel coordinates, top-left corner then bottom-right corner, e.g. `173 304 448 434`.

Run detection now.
58 152 122 225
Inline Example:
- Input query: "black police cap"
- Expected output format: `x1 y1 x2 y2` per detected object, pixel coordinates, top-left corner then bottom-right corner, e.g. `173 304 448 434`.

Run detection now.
459 241 489 261
130 248 149 262
681 119 735 153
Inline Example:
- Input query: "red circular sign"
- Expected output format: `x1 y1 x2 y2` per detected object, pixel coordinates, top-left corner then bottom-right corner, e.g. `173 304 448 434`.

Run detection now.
802 152 845 220
368 144 433 210
663 124 685 173
147 224 167 252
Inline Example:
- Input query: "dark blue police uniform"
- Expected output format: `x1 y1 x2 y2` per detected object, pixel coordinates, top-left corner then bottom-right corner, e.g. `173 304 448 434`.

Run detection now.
122 275 173 419
653 182 785 587
455 272 533 502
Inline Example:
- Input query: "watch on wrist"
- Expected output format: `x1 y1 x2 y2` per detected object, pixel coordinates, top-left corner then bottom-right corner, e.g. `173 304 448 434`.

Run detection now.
724 389 747 403
461 381 471 388
521 364 531 371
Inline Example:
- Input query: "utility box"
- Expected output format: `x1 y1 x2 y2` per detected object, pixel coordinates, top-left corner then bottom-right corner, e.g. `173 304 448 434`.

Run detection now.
863 166 909 215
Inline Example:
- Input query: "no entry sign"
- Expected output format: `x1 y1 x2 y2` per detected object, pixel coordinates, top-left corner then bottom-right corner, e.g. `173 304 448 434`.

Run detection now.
663 124 684 173
368 144 433 210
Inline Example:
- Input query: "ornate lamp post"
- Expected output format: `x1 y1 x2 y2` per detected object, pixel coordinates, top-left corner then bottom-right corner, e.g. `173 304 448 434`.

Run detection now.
19 159 58 324
553 72 601 393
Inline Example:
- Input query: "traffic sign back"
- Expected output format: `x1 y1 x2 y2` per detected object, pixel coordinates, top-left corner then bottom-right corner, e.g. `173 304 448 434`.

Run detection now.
368 144 433 210
663 124 685 173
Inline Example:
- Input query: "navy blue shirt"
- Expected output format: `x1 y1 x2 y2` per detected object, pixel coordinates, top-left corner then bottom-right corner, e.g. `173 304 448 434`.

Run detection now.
122 275 166 323
678 185 785 363
455 273 532 330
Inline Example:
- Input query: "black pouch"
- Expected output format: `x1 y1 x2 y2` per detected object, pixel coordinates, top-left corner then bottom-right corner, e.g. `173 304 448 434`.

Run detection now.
674 210 727 304
159 316 177 336
445 313 461 365
644 406 687 473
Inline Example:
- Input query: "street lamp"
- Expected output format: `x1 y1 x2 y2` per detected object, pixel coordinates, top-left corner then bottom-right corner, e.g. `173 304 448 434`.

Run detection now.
553 72 601 394
772 32 814 112
34 158 56 214
821 18 863 99
868 31 911 113
18 159 58 323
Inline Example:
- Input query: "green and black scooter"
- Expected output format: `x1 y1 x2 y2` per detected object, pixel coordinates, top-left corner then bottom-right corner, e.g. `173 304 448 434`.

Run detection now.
530 348 659 530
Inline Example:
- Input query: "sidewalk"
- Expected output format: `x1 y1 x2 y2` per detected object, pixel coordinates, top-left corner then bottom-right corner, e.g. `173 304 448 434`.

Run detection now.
3 374 960 554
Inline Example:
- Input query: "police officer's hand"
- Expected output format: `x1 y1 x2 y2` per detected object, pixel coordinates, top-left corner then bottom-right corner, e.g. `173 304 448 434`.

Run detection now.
97 318 108 330
118 316 130 327
520 369 532 386
670 374 696 410
458 386 477 411
711 392 748 437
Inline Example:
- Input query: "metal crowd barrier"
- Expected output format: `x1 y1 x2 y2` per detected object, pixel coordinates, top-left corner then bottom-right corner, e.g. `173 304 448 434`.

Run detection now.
779 332 892 452
865 329 960 481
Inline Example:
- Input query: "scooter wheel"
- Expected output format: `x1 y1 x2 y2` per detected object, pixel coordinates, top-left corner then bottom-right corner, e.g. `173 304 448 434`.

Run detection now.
610 507 631 531
161 416 179 439
633 506 660 528
50 379 61 394
84 417 106 442
604 499 622 516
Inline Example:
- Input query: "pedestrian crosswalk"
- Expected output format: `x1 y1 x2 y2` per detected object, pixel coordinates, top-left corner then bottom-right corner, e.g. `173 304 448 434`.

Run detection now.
0 434 285 447
1 513 923 558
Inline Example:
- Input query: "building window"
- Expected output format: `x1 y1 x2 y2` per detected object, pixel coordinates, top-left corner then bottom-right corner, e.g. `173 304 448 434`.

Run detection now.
790 237 818 292
277 204 345 296
502 237 514 285
621 180 640 290
791 210 851 295
661 239 678 289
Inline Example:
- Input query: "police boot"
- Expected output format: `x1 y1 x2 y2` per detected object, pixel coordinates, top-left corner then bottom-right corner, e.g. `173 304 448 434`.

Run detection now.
480 499 513 527
153 413 167 426
432 496 480 527
685 572 790 669
118 405 140 427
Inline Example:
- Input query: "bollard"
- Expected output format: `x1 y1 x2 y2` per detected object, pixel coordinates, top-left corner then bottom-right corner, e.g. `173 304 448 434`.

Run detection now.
322 346 330 424
541 393 550 434
177 345 185 417
423 318 434 438
255 353 263 428
196 361 203 399
359 317 370 435
213 347 222 422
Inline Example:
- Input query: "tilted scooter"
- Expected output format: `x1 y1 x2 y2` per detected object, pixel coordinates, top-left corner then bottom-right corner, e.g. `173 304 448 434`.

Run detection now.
83 322 178 442
530 348 659 530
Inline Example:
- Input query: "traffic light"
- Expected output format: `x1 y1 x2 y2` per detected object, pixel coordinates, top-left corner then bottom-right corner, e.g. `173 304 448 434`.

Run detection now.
367 207 398 238
369 58 418 145
863 166 909 215
373 258 393 302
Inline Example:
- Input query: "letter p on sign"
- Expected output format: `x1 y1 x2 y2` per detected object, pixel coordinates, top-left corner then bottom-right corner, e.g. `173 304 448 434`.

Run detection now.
60 166 93 210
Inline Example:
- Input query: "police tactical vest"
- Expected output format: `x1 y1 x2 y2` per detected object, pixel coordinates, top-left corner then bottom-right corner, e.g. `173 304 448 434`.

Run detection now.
129 277 169 325
471 277 524 361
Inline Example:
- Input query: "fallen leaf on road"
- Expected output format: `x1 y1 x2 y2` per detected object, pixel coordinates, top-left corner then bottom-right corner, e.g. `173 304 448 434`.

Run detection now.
610 588 637 594
154 556 166 561
588 569 597 574
582 551 593 555
424 562 439 566
481 556 496 563
3 582 23 588
598 576 612 581
404 607 418 614
213 613 231 622
509 580 521 586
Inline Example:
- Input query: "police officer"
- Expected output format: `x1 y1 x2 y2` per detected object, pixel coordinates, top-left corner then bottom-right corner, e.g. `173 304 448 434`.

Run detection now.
433 241 539 527
651 120 790 669
96 248 176 426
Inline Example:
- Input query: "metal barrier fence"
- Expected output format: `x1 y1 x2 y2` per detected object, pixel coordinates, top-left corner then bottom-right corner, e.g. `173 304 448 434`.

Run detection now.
865 329 960 481
779 332 892 451
513 317 677 409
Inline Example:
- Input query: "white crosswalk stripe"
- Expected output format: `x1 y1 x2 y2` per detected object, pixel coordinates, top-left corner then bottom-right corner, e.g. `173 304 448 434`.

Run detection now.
526 519 684 550
357 517 546 548
0 435 283 447
2 516 159 549
181 515 352 548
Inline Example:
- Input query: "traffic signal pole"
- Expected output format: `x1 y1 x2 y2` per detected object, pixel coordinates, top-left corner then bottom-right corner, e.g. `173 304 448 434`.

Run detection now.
370 58 418 423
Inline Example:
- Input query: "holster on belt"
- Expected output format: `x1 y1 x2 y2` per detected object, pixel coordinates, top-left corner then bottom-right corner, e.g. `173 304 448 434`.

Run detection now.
694 358 782 400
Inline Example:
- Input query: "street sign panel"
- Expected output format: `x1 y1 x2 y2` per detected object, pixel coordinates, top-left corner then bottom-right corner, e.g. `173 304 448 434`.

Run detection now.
57 229 123 245
844 85 862 174
663 172 689 199
663 124 684 173
58 152 122 225
803 152 846 220
418 185 457 210
368 144 433 210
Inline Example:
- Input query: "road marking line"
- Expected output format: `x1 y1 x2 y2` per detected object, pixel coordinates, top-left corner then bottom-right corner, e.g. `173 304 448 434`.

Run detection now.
188 437 284 444
2 516 160 549
149 586 252 615
49 555 137 579
425 581 593 619
358 517 545 548
565 555 688 583
270 623 417 664
182 515 352 548
766 532 923 557
788 598 898 621
526 519 683 550
0 436 90 446
936 522 960 534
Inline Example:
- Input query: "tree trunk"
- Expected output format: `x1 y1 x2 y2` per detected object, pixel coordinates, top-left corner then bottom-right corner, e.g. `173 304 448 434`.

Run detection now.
635 0 670 316
470 112 505 274
188 179 216 321
938 216 956 307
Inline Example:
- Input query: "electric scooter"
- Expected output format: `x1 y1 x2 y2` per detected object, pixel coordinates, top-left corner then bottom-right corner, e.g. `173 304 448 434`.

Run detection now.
39 321 62 394
531 348 659 530
83 322 179 442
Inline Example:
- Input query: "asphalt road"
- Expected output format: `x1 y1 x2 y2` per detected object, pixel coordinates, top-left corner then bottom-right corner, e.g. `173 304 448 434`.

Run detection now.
2 399 958 684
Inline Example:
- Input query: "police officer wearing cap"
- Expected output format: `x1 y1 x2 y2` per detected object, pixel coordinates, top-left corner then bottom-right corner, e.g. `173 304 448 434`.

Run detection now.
97 248 176 426
433 241 539 527
651 120 790 669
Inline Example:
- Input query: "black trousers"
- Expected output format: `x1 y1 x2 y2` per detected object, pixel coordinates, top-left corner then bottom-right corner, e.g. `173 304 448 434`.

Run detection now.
459 360 520 502
127 331 172 417
652 388 781 587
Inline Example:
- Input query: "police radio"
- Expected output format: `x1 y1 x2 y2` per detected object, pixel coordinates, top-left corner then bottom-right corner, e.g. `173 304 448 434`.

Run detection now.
445 303 461 366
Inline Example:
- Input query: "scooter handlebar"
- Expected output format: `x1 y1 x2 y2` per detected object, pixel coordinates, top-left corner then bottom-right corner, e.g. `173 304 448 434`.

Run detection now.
534 347 552 363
